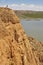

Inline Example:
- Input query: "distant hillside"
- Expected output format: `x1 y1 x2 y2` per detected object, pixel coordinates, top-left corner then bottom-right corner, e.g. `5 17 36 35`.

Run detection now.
15 10 43 19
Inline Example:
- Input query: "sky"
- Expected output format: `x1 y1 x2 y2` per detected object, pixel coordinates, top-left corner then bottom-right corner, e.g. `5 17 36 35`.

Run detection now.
0 0 43 11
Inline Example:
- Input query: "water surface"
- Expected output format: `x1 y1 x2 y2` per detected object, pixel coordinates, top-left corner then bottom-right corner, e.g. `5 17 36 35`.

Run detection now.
20 19 43 42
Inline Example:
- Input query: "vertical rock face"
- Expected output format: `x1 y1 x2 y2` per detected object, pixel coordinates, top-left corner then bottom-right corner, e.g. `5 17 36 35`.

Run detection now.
0 7 39 65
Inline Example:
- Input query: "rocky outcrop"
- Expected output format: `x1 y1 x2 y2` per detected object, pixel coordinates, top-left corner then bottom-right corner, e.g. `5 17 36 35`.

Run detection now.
0 7 43 65
28 37 43 65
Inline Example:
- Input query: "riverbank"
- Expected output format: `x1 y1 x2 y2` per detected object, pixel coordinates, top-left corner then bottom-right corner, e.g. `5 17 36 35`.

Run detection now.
15 10 43 19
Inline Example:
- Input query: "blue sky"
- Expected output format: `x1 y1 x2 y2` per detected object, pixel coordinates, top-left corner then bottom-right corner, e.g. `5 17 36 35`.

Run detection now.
0 0 43 11
0 0 43 5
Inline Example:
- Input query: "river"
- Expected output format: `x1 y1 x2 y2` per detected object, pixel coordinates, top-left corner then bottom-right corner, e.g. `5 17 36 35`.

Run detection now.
20 19 43 42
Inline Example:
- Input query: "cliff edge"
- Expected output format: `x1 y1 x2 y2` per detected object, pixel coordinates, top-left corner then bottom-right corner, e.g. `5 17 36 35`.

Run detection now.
0 7 43 65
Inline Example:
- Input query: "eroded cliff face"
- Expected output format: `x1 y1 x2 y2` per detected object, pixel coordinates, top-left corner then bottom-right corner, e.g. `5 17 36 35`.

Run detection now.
28 37 43 65
0 7 42 65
